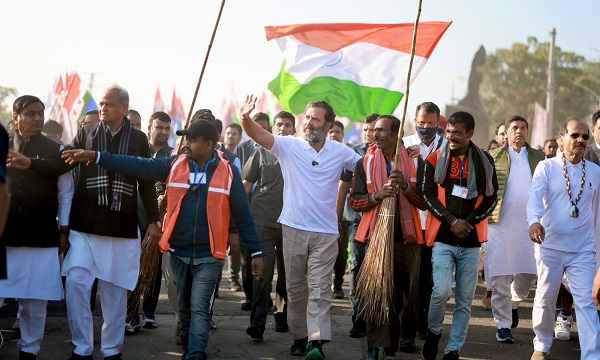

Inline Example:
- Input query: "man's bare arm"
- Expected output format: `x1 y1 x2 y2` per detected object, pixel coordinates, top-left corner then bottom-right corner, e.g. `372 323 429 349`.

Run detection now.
239 95 274 150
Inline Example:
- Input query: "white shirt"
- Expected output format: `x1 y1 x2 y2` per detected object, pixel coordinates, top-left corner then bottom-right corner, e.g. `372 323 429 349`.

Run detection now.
487 146 536 276
527 155 600 253
403 133 447 229
270 136 361 234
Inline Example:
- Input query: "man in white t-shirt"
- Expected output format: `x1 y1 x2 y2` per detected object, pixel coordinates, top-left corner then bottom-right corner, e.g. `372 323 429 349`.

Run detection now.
239 95 361 360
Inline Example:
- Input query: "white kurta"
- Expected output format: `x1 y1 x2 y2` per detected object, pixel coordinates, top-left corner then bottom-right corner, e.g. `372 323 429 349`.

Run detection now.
62 230 140 290
0 247 63 300
486 147 536 276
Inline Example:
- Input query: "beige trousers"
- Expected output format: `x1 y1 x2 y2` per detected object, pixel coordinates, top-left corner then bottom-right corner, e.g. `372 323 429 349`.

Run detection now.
282 225 339 342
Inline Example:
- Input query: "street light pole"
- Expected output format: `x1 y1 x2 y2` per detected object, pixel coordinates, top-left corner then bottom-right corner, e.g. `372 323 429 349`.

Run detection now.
546 28 556 134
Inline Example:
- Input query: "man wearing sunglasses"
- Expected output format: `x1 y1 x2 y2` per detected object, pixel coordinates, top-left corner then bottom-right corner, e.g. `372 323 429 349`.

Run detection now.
527 117 600 360
61 119 264 360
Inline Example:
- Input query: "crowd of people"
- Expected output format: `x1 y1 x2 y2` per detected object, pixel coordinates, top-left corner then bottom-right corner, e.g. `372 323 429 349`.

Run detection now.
0 85 600 360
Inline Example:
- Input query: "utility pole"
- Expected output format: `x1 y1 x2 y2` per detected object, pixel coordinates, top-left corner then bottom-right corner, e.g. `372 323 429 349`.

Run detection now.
546 28 556 134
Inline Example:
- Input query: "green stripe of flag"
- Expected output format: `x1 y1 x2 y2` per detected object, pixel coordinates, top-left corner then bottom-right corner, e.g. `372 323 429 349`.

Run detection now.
268 62 404 122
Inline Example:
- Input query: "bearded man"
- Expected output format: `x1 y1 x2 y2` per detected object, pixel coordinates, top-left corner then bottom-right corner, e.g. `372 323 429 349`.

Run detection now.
239 95 361 360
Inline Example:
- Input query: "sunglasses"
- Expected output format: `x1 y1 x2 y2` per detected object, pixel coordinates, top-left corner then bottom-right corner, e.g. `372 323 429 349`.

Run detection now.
568 132 590 140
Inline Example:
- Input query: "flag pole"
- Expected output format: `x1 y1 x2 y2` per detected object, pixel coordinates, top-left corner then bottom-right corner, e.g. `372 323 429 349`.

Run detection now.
177 0 227 152
394 0 422 170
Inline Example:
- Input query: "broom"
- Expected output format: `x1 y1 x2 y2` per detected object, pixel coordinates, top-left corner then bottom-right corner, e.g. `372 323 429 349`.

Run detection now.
354 0 423 326
127 0 227 320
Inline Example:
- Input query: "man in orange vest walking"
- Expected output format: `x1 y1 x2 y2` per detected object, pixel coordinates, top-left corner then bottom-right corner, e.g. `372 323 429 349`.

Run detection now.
62 120 264 360
349 115 425 360
420 111 498 360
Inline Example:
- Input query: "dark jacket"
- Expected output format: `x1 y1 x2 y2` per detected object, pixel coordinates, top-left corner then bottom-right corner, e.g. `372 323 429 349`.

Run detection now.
30 120 159 239
585 141 600 166
97 151 262 258
235 139 258 168
3 133 68 247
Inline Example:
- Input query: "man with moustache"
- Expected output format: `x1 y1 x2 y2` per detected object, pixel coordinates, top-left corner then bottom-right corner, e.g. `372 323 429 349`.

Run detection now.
1 95 73 360
351 115 425 360
486 116 545 344
240 95 361 360
9 86 160 360
224 123 243 153
126 110 142 131
527 117 600 360
421 111 498 360
242 111 296 340
403 102 447 346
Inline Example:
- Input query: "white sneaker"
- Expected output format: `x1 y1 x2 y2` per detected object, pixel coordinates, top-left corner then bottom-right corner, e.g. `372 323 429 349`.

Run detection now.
554 314 572 341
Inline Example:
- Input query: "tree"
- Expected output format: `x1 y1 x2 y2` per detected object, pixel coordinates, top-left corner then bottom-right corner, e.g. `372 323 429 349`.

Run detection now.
0 86 17 127
479 37 598 134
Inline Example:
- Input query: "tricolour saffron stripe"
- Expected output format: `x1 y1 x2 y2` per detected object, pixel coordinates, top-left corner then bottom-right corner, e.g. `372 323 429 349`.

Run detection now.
268 61 404 121
275 35 428 91
265 22 452 57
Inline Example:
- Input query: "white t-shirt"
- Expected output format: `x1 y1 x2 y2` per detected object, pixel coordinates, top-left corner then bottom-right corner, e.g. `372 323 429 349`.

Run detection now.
527 155 600 253
270 136 362 234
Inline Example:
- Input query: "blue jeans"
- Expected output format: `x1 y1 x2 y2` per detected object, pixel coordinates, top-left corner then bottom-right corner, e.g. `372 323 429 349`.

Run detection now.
428 242 480 353
170 255 224 360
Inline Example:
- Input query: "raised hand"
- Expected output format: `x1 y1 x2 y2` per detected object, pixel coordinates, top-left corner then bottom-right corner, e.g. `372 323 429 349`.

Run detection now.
239 94 258 121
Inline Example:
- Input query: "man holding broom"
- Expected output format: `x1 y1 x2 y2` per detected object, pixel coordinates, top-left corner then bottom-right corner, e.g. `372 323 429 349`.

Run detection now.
239 95 361 360
350 115 425 360
421 111 498 360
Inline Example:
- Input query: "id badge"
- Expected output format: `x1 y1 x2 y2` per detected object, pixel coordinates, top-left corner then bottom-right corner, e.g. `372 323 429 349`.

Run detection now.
451 184 468 199
189 173 207 184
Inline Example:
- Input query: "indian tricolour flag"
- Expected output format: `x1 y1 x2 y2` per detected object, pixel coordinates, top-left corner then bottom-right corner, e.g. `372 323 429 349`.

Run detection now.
266 22 452 121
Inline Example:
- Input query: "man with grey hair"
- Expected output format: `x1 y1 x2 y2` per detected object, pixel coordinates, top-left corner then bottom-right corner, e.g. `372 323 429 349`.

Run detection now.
9 86 160 360
527 117 600 360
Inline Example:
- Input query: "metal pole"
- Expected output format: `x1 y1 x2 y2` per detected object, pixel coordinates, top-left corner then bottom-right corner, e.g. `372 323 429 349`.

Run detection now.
546 28 556 134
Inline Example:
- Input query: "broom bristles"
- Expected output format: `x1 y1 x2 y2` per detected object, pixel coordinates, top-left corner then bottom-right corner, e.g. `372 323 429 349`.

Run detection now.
354 196 396 325
127 236 161 320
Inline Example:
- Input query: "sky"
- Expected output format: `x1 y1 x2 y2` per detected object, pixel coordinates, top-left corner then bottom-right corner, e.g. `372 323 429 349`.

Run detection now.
1 0 599 133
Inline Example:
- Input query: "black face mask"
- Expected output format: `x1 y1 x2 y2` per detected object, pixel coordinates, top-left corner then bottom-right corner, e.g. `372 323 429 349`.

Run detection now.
416 126 438 142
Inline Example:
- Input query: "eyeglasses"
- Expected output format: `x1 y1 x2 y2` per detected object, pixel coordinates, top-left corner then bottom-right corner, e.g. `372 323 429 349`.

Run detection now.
568 133 590 140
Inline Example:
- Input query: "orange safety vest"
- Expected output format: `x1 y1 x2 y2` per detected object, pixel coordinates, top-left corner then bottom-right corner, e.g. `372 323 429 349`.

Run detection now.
424 150 488 247
355 155 423 244
158 154 233 259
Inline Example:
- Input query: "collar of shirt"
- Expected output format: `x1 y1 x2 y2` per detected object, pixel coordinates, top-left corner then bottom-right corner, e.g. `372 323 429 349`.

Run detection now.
300 137 331 152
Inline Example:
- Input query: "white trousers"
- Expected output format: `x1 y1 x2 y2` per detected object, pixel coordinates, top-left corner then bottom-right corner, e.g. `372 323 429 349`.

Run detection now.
532 246 600 358
162 252 179 321
0 298 47 355
65 266 127 357
490 273 537 329
282 225 338 342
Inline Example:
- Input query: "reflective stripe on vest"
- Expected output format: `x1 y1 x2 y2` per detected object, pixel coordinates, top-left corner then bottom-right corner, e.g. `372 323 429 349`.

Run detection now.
158 154 232 259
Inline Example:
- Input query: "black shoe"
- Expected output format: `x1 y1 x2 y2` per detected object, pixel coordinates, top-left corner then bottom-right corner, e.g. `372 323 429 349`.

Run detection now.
382 347 396 358
511 308 519 329
496 328 514 344
421 330 441 360
104 354 123 360
19 350 36 360
275 321 290 332
442 351 459 360
399 338 417 353
349 323 367 338
290 337 308 356
241 300 252 311
246 325 264 341
367 347 379 360
418 328 428 340
332 286 344 299
68 353 93 360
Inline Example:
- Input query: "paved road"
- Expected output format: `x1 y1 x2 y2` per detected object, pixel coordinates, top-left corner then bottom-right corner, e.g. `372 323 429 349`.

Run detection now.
0 269 582 359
